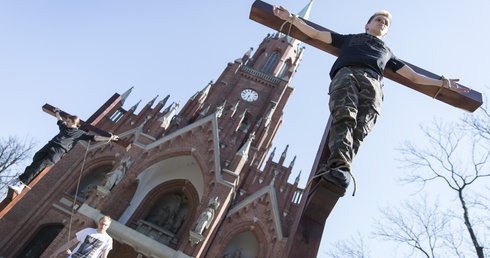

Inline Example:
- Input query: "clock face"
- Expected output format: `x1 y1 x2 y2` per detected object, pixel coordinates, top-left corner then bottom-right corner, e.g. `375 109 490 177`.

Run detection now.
241 89 259 102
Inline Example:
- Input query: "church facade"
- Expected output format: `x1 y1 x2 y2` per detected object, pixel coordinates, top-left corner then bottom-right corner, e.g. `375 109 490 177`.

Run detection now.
0 3 330 258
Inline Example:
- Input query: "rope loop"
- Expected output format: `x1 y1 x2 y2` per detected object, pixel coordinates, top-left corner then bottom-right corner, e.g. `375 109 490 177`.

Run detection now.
279 15 298 38
304 166 358 196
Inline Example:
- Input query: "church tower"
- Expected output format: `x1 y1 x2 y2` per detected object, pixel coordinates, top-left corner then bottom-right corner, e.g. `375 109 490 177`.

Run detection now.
0 2 317 258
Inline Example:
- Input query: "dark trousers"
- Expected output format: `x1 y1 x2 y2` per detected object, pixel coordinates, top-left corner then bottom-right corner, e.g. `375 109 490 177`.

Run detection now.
19 142 66 184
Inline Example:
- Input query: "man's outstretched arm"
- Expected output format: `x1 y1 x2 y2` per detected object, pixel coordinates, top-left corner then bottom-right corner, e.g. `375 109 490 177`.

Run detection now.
396 65 468 93
94 134 119 142
272 5 332 44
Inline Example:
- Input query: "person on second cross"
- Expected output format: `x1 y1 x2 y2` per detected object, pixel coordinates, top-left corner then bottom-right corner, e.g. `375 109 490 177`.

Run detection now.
50 216 113 258
273 6 469 191
8 108 119 194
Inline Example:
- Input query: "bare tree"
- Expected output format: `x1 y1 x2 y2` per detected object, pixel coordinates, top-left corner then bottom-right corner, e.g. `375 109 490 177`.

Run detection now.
0 136 35 198
373 196 456 258
325 232 372 258
395 111 490 258
462 96 490 141
328 105 490 257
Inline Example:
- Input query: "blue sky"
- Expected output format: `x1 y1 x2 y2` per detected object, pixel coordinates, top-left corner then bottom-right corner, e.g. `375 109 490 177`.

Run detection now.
1 1 488 257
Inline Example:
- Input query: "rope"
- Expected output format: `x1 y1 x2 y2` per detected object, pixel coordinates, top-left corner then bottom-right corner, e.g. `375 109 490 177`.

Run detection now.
347 170 357 196
67 140 91 243
305 166 358 196
433 75 450 98
107 133 114 143
279 14 298 38
66 135 115 244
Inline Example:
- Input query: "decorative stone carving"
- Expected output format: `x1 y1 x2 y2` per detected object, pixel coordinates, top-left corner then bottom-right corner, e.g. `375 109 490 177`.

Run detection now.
189 197 220 245
103 158 133 190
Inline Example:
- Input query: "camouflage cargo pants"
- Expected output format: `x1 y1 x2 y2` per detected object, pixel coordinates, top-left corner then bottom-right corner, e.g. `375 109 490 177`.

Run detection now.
325 66 383 172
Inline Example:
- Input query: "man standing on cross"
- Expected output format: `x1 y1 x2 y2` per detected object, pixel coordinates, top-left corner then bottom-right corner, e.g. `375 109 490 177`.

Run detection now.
273 5 468 190
8 108 119 195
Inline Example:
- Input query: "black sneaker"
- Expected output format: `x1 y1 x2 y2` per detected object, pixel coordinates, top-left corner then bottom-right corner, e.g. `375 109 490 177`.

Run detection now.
322 168 350 189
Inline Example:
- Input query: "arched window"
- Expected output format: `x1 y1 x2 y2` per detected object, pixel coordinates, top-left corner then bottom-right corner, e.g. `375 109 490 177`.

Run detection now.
278 60 290 78
238 115 251 133
109 108 126 123
17 224 63 257
261 52 280 74
222 231 259 258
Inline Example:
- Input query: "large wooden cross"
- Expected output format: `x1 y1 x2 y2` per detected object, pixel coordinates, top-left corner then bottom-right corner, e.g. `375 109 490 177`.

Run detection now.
42 103 131 150
250 0 482 112
249 1 483 257
0 104 131 212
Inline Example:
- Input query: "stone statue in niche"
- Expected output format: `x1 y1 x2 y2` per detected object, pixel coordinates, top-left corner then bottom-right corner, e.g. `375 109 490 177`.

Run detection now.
79 184 96 199
222 248 242 258
232 248 242 258
171 213 186 232
145 193 189 234
103 158 133 190
166 195 188 233
194 197 220 235
156 206 170 227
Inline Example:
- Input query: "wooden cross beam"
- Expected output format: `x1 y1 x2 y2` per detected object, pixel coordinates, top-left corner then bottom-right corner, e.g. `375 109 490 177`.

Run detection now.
42 103 131 150
250 0 483 112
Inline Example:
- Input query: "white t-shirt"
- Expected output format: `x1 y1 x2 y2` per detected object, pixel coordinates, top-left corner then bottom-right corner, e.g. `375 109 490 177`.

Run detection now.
69 228 113 258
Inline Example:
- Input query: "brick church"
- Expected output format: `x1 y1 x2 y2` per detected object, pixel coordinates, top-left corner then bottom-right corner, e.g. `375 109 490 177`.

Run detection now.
0 2 340 257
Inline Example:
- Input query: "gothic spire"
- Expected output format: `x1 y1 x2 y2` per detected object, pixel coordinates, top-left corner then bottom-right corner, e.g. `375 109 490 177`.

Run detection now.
130 100 141 112
147 95 158 107
270 147 276 159
289 155 296 167
159 95 170 107
160 102 180 129
120 86 134 106
216 100 227 117
199 81 213 104
237 132 256 157
295 170 302 184
281 145 289 158
283 0 314 43
264 103 276 127
298 0 314 20
239 47 254 64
